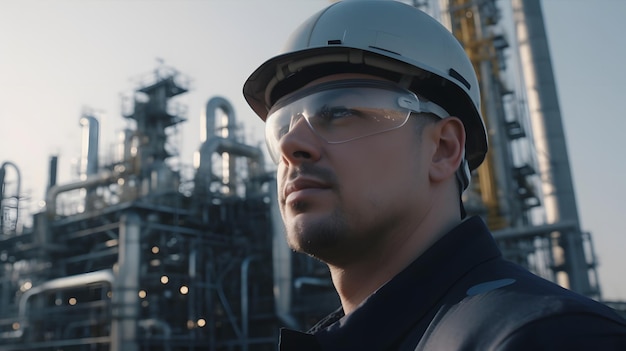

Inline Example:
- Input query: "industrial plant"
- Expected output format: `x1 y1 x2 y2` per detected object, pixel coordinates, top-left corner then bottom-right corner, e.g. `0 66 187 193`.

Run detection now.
1 0 623 350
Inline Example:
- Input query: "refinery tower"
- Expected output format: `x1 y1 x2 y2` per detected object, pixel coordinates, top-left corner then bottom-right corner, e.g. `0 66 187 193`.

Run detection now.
1 0 623 350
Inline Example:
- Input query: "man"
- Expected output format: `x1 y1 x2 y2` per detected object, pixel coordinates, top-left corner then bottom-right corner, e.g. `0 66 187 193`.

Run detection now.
243 1 626 350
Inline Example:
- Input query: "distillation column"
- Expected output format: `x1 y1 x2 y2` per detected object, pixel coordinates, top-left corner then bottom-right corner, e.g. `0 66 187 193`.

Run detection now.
0 162 21 234
512 0 594 296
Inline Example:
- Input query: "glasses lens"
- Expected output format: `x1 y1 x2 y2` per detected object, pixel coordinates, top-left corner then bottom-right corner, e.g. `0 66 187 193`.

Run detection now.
265 80 419 163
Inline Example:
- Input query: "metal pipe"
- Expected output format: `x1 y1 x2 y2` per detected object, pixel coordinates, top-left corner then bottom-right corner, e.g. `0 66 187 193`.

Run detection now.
2 269 115 339
205 97 235 193
204 96 236 142
193 137 265 198
48 155 58 189
269 178 299 330
200 97 265 196
493 219 578 240
45 170 116 217
216 272 244 340
110 211 141 351
204 259 217 350
241 255 260 351
19 271 114 315
189 248 197 279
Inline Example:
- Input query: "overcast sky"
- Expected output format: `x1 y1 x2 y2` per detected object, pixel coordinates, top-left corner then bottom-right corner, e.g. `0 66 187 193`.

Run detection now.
1 0 625 301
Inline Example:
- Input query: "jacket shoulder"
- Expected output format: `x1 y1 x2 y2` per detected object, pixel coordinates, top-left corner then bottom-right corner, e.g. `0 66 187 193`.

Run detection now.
414 260 626 350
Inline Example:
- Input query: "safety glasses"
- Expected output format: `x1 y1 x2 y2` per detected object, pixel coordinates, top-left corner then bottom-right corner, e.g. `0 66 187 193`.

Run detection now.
265 79 449 163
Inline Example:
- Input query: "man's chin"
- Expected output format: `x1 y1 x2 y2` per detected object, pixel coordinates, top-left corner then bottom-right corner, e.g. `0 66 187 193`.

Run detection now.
285 218 344 259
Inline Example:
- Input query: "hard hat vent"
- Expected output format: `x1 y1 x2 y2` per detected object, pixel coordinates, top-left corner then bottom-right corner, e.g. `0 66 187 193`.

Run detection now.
449 68 471 90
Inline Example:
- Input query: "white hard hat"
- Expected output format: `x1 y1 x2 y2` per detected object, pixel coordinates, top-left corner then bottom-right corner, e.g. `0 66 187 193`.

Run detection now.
243 0 487 170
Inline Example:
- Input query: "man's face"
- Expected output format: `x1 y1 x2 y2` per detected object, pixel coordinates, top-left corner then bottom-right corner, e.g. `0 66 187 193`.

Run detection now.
273 74 437 265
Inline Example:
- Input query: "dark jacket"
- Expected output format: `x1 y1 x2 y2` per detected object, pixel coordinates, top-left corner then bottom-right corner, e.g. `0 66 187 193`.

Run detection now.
279 216 626 350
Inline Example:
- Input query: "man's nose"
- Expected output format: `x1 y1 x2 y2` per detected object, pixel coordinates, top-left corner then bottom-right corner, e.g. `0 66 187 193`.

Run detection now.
277 116 322 164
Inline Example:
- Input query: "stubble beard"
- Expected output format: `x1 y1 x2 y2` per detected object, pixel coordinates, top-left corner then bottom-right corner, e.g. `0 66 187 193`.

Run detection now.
284 206 349 263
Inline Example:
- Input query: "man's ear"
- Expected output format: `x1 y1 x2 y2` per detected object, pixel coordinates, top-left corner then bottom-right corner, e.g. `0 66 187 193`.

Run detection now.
429 116 466 184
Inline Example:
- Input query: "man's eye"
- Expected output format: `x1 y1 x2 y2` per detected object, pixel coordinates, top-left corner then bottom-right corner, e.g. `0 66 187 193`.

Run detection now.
319 106 359 121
